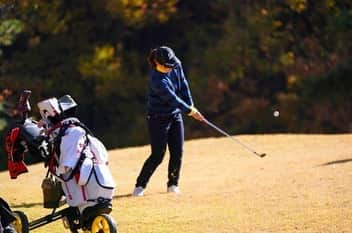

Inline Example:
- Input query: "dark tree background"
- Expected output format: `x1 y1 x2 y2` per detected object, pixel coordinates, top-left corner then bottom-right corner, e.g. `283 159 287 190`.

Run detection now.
0 0 351 170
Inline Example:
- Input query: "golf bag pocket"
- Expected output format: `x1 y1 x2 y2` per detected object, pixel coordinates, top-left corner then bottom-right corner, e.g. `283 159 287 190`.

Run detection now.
78 157 93 186
61 178 88 207
61 164 115 208
92 164 115 189
85 164 115 203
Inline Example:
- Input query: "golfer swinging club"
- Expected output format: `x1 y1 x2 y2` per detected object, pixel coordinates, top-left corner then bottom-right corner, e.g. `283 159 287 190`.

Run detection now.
132 46 204 196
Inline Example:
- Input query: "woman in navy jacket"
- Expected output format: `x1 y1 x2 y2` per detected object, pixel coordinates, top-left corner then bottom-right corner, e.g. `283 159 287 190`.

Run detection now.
133 46 204 196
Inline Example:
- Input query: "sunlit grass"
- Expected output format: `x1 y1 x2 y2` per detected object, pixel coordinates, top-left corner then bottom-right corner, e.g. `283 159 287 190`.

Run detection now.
1 134 351 232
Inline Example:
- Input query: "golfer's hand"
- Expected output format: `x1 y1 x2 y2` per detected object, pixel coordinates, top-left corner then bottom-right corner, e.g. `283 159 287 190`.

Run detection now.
188 106 205 121
192 111 205 121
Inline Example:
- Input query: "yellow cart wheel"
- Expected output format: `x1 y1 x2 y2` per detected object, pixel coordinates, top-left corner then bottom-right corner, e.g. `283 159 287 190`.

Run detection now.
90 214 117 233
12 210 29 233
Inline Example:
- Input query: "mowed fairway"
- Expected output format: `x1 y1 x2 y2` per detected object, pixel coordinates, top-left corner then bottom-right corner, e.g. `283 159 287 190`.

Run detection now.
1 134 351 233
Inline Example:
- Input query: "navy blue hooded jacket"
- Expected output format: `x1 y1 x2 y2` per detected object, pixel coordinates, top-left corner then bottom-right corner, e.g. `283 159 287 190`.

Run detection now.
147 63 194 115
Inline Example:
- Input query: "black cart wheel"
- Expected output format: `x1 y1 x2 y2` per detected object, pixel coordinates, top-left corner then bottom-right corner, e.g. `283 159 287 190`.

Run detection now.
12 210 29 233
90 214 117 233
62 207 81 233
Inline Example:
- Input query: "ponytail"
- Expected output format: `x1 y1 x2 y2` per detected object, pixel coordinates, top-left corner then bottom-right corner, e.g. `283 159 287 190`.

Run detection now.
148 48 157 68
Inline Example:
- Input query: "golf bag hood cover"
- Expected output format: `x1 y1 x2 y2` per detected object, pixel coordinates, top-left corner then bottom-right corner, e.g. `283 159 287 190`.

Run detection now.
5 127 28 179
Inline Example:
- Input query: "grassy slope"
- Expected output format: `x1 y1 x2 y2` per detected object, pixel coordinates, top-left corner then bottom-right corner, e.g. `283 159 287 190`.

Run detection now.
0 134 351 233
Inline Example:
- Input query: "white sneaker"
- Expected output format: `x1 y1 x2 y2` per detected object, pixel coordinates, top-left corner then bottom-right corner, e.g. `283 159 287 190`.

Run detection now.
132 186 144 197
167 185 180 194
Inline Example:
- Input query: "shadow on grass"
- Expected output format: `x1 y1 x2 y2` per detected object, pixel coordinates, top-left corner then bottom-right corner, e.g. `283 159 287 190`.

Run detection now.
11 194 133 208
113 193 132 199
320 158 352 166
11 202 43 208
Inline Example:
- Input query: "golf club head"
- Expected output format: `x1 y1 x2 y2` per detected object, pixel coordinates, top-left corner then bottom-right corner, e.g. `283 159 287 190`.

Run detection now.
255 152 266 158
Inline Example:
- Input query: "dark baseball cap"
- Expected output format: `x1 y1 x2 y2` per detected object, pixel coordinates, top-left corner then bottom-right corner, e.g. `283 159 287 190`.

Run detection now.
154 46 180 68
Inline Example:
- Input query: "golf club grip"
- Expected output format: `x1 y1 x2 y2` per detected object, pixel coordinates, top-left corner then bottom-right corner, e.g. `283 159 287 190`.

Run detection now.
17 90 32 112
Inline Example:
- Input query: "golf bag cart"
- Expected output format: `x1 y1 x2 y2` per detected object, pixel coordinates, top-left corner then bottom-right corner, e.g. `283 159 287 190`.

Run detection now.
5 90 117 233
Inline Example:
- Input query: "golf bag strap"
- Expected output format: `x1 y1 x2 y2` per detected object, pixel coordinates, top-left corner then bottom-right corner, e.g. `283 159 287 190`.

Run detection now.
54 121 93 157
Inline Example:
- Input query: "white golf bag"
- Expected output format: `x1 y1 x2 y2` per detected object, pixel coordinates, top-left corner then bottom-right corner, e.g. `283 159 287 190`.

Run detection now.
55 125 116 213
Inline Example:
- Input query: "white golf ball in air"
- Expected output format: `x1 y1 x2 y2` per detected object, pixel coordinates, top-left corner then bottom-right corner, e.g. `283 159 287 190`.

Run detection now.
273 110 280 117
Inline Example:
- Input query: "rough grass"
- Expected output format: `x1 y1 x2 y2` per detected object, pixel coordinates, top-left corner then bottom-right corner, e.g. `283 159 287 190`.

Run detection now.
1 134 351 233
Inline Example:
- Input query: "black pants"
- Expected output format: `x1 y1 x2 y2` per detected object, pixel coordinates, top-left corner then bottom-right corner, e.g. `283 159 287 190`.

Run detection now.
136 113 184 188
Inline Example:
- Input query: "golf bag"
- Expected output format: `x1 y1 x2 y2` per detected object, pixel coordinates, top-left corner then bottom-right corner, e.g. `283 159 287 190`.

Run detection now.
5 118 50 179
52 121 116 211
5 90 50 179
3 91 118 233
5 90 115 213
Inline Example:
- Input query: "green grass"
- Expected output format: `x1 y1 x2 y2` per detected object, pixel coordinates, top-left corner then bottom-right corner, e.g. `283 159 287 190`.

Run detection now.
1 134 351 232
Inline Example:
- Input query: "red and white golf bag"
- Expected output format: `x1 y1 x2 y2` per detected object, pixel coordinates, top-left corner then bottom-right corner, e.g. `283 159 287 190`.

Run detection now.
50 120 116 213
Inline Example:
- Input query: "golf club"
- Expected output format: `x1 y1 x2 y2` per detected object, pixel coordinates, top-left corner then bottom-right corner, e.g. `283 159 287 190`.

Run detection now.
203 119 266 158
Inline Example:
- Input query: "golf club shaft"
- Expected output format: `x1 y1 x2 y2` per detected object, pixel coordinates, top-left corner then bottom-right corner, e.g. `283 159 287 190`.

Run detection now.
203 119 264 157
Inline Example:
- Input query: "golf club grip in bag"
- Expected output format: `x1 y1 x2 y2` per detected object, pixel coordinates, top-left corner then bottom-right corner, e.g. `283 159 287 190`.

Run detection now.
17 90 32 122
